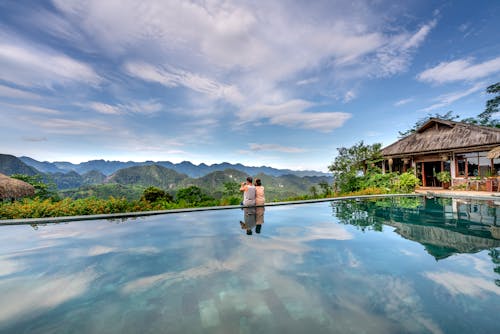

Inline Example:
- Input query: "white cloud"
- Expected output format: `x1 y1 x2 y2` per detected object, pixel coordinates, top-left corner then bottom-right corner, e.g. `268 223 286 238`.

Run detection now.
296 77 319 86
403 20 437 49
249 143 306 153
51 1 435 104
22 136 48 142
418 83 483 112
124 62 244 105
88 100 163 115
417 57 500 84
0 269 96 324
424 271 500 297
89 102 121 115
88 246 116 256
373 20 437 77
0 84 41 99
124 100 163 114
394 98 414 107
343 90 357 102
0 35 101 88
240 99 351 132
0 103 63 115
21 117 113 135
0 259 25 276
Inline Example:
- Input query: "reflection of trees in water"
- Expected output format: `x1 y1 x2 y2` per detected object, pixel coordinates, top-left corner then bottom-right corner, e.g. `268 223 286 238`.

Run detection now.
332 197 424 232
489 248 500 287
333 196 500 285
331 196 500 259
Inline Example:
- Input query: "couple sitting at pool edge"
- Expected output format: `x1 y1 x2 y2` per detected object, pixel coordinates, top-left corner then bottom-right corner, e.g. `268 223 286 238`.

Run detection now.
240 176 265 206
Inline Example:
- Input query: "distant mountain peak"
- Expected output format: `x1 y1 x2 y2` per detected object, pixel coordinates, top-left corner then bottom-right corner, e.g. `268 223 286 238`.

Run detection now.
17 155 331 178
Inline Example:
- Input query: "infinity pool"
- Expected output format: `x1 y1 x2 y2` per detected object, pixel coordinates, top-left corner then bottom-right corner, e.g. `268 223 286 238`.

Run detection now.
0 196 499 333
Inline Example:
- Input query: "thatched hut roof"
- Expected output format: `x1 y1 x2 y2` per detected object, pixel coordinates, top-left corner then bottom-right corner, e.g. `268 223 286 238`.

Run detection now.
0 173 35 200
487 146 500 159
382 118 500 157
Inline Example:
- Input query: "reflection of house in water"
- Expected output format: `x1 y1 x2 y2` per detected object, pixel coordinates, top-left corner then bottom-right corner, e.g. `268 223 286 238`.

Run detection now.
387 198 500 260
386 221 500 260
333 197 500 260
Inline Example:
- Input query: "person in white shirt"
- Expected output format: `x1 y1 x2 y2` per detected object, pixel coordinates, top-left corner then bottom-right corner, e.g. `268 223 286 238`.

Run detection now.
239 176 256 206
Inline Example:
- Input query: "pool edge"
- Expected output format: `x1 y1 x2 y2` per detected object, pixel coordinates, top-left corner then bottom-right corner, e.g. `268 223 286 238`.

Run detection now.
2 192 497 226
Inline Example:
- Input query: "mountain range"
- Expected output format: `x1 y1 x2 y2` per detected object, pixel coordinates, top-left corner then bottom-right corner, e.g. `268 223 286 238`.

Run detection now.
1 154 333 201
18 156 329 177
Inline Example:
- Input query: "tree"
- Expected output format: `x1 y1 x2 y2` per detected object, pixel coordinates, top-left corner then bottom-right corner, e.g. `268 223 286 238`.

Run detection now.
478 82 499 127
10 174 59 200
318 181 332 197
309 185 318 197
328 141 383 193
398 111 459 137
329 141 382 176
223 181 240 197
176 186 213 205
141 186 173 203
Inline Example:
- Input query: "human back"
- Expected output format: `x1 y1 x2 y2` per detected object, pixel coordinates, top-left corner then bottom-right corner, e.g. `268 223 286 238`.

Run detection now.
255 178 265 205
240 176 256 206
243 184 256 206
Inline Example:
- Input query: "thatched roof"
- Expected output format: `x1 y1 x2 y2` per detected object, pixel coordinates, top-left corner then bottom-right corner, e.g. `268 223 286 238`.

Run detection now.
487 146 500 159
0 173 35 199
382 118 500 157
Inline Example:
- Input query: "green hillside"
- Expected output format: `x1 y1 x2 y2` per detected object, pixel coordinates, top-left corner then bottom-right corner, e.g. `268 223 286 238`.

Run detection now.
59 183 145 201
0 154 39 176
107 164 188 189
58 165 332 201
180 169 247 198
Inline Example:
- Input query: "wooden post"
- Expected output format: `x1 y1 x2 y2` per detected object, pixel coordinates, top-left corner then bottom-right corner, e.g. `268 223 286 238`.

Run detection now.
421 162 426 187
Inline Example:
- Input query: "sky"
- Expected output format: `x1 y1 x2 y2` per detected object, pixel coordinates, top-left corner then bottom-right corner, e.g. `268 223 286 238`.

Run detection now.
0 0 499 172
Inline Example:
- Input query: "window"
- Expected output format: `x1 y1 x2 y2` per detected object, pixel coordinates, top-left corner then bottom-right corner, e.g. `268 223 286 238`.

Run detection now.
456 155 466 177
457 152 493 177
494 158 500 176
478 152 490 177
465 153 479 176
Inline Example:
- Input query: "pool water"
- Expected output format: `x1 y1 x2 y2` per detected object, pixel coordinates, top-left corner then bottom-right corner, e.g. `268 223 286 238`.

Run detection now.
0 196 499 333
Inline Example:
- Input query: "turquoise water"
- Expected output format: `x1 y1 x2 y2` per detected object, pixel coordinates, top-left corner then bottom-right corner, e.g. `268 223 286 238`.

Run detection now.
0 197 499 333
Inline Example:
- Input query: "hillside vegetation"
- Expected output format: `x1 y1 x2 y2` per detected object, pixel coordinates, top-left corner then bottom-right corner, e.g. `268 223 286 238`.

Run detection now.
0 154 333 203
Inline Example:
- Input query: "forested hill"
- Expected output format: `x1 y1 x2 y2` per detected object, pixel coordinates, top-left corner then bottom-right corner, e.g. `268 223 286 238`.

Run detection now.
1 154 333 201
59 165 332 201
0 154 39 176
18 156 330 177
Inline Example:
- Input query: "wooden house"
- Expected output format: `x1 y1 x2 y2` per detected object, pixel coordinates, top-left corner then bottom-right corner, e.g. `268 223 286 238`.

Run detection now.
381 118 500 189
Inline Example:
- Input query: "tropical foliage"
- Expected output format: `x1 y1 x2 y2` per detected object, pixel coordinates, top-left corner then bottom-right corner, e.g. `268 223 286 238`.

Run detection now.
328 141 383 193
10 174 59 200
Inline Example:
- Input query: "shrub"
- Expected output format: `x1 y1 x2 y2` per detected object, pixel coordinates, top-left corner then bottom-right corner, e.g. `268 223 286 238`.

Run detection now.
436 171 451 183
176 186 214 205
141 186 173 203
394 172 421 193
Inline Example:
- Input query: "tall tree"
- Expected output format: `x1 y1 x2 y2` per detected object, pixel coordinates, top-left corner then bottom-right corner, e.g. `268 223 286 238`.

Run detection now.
398 111 459 137
461 82 500 127
329 141 382 193
329 141 382 176
479 82 500 127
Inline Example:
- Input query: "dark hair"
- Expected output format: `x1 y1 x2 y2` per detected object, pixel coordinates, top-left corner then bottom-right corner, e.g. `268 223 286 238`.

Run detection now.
255 178 262 186
246 176 253 183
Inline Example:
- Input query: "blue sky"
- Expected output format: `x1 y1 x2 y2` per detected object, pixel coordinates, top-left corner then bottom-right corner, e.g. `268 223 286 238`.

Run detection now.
0 0 499 171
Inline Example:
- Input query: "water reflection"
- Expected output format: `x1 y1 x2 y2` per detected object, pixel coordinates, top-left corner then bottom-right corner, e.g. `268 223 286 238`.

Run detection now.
333 196 500 290
332 196 500 260
239 207 265 235
1 199 498 333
